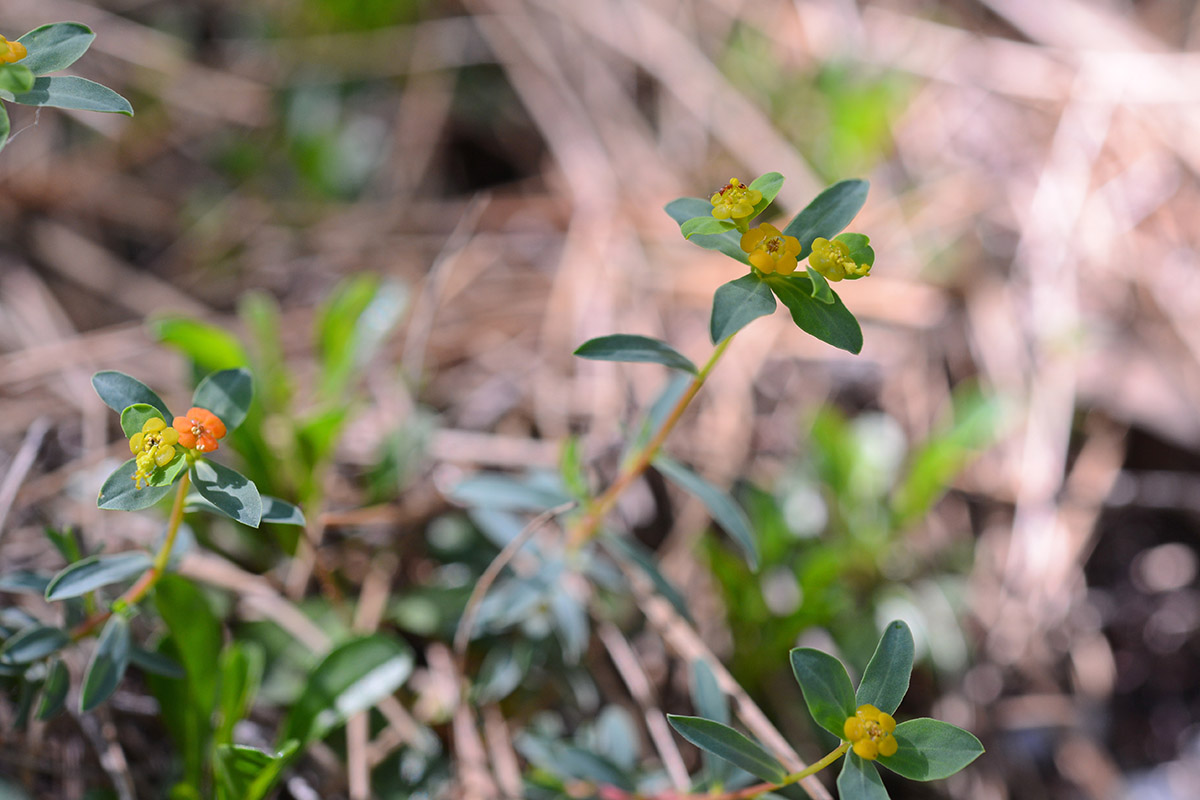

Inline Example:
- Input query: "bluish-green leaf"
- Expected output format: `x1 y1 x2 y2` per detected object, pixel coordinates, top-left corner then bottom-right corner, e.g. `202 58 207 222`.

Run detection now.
667 715 787 784
517 734 635 791
279 635 414 747
574 334 697 374
682 217 739 239
214 742 299 800
654 456 758 570
191 460 262 528
665 197 751 265
129 646 185 679
877 718 984 781
81 614 131 712
790 648 857 738
17 23 95 76
710 273 776 344
191 368 253 433
92 371 170 418
838 753 890 800
97 459 174 511
767 274 863 354
804 267 835 304
45 552 152 602
1 625 68 665
689 660 734 787
261 496 306 526
0 64 34 94
449 472 573 513
119 403 164 438
783 179 869 259
0 571 51 596
856 621 913 715
10 75 132 115
36 659 69 720
748 171 785 216
150 317 249 373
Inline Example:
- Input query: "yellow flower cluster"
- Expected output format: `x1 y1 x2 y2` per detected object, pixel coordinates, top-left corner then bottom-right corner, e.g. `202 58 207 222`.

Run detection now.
843 704 898 760
809 237 870 282
740 224 801 275
0 36 27 64
129 417 179 490
710 178 762 224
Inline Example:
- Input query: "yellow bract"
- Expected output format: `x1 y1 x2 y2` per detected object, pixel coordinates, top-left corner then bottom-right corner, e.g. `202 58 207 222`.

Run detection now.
128 416 180 490
843 704 898 760
740 223 801 275
710 178 762 223
809 237 870 282
0 36 27 64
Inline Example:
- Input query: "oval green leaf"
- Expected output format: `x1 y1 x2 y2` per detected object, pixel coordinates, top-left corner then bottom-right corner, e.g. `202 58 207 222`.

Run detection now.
1 625 69 665
261 496 306 526
0 570 51 595
783 179 870 259
748 171 785 217
654 456 759 570
682 217 738 239
789 647 857 738
17 23 95 76
36 658 69 720
119 403 164 438
279 634 414 747
667 715 787 784
665 197 751 265
150 317 249 372
45 552 153 602
856 620 914 715
98 458 175 511
81 614 131 712
92 371 170 418
877 718 984 781
573 334 697 374
838 753 890 800
191 368 253 433
0 64 34 94
710 273 776 344
767 274 863 354
11 76 133 115
191 459 263 528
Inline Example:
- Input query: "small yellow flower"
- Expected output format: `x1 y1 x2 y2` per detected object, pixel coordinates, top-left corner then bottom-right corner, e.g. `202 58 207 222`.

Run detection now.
128 417 180 490
809 237 870 282
710 178 762 225
843 704 898 760
0 36 28 65
740 223 801 275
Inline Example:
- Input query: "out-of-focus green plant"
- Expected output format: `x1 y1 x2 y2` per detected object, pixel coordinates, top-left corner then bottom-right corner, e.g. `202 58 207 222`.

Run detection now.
0 22 132 152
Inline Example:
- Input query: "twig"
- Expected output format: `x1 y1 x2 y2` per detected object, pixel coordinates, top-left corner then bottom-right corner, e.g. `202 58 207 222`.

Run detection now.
0 416 49 542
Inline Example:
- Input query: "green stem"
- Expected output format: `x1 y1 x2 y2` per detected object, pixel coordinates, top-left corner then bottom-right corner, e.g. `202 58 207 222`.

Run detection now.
71 471 191 640
567 335 735 548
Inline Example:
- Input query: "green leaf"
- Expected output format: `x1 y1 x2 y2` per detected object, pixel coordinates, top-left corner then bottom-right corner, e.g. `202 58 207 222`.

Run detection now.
689 660 733 788
17 23 95 76
150 317 249 373
664 197 751 265
783 179 869 259
804 267 835 304
97 459 174 511
748 171 785 216
279 635 414 747
835 232 876 278
11 76 132 115
449 472 572 513
45 552 152 602
856 621 913 715
261 497 306 526
191 460 262 528
0 104 8 153
0 625 68 665
119 403 164 438
0 571 51 595
654 456 758 570
0 64 34 94
216 643 264 746
838 753 890 800
667 715 787 784
766 274 863 354
789 648 857 738
316 275 407 398
36 659 69 720
129 647 185 679
682 217 738 239
877 719 984 781
710 273 776 344
191 368 253 433
214 742 299 800
81 614 131 712
574 334 697 374
92 371 170 418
